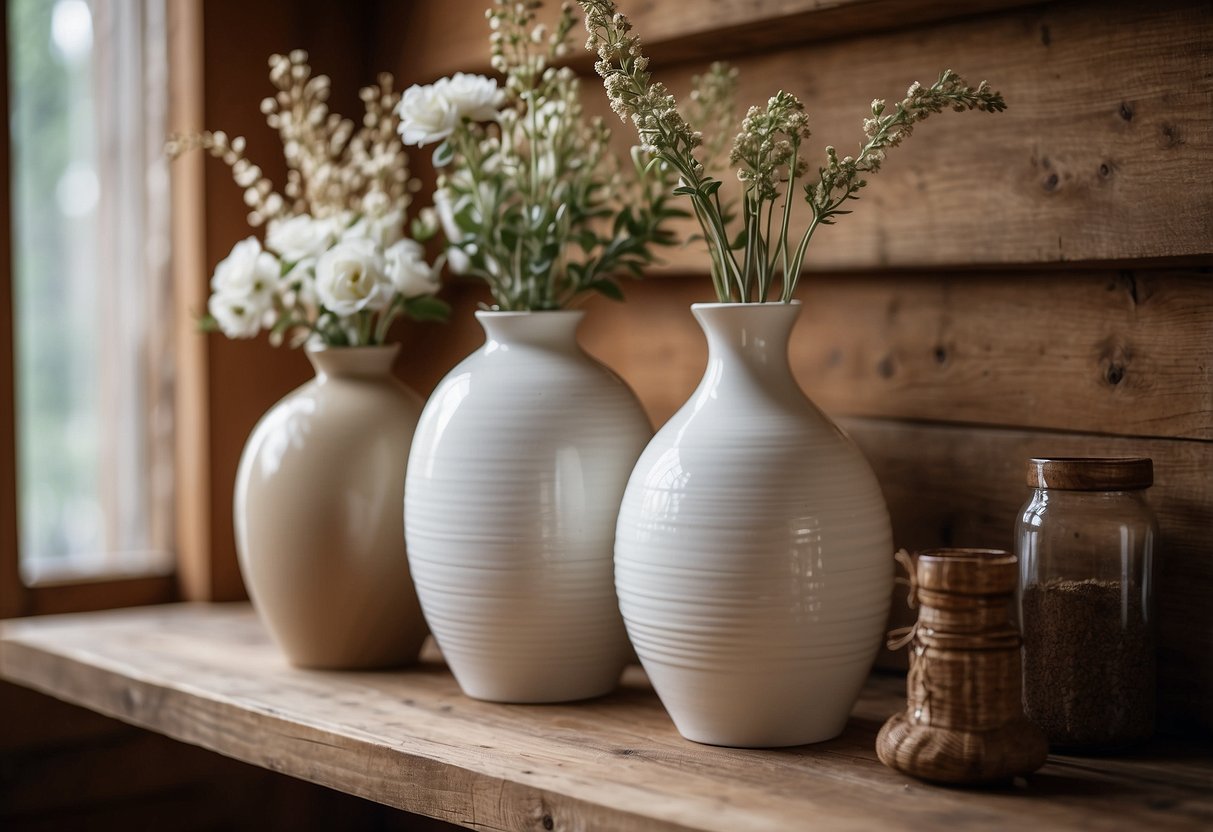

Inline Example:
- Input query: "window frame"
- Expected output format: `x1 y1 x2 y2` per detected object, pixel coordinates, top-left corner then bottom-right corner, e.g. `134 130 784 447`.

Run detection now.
0 0 208 617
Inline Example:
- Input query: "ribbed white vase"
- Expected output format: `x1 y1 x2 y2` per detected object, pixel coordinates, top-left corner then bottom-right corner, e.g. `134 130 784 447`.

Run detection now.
616 301 893 747
404 310 652 703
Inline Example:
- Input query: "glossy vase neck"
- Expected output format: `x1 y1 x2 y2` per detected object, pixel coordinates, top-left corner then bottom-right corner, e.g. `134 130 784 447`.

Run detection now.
475 309 585 350
306 344 400 380
692 302 801 398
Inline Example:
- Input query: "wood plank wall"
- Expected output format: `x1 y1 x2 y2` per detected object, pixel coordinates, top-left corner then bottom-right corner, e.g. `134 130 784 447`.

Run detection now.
375 0 1213 734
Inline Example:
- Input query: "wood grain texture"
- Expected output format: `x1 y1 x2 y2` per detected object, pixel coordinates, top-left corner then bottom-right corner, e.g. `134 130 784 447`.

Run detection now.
168 0 214 604
615 0 1213 270
391 0 1213 270
839 417 1213 733
569 271 1213 440
384 0 1042 80
2 605 1212 832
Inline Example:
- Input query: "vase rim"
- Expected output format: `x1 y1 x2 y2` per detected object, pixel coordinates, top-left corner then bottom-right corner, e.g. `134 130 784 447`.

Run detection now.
690 300 802 310
474 308 586 318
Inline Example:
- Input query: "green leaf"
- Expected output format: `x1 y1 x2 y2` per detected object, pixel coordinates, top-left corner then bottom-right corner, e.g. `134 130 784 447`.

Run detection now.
196 313 220 333
702 179 723 197
404 295 451 323
453 202 479 233
586 279 625 301
672 185 698 196
432 140 455 168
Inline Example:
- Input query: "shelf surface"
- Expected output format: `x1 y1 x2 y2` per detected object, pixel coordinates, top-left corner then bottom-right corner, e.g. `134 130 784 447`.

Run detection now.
1 603 1210 831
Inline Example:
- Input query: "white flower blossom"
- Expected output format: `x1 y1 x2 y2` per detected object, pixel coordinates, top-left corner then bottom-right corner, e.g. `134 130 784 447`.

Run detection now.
314 238 391 316
396 74 503 147
443 73 505 121
342 206 406 249
208 291 269 339
265 213 339 263
384 238 440 298
211 237 279 304
397 81 460 146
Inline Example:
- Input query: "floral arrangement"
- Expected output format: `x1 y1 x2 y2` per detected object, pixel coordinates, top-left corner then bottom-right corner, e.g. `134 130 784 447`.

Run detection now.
578 0 1007 303
396 1 732 311
167 50 448 346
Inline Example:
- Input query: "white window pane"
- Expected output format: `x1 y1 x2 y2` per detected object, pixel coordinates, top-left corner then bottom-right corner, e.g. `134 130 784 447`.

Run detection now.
10 0 173 582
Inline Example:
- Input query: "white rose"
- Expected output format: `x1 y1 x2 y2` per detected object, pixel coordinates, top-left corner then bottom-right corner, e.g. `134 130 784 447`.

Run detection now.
384 238 440 298
210 237 279 304
397 80 458 146
208 290 269 339
443 73 504 122
314 238 391 317
342 206 405 249
264 214 338 263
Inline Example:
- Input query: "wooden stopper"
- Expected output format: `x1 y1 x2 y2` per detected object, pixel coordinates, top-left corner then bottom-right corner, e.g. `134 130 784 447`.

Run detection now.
1026 457 1153 491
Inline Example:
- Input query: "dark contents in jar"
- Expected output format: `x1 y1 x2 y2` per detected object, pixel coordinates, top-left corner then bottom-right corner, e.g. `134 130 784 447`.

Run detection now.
1021 578 1154 751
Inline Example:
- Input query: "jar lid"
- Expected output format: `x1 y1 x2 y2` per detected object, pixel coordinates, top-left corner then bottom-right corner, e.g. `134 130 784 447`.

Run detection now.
916 548 1018 595
1026 457 1153 490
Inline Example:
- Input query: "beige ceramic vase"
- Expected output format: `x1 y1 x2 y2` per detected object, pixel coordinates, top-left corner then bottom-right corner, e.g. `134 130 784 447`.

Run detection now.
234 345 428 669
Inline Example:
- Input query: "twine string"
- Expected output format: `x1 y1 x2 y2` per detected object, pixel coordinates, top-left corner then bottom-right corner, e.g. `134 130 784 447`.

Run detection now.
885 548 919 651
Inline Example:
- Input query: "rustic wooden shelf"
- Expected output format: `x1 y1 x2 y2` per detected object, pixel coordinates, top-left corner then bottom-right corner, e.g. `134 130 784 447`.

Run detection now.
1 604 1209 831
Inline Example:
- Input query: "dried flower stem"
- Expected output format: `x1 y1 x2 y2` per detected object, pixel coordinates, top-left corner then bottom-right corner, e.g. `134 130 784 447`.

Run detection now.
579 0 1007 302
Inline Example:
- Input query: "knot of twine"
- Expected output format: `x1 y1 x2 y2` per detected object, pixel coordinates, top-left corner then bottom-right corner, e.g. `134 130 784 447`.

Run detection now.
885 548 919 651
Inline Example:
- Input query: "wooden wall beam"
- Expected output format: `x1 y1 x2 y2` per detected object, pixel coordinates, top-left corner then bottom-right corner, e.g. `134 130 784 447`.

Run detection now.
386 0 1047 81
573 270 1213 440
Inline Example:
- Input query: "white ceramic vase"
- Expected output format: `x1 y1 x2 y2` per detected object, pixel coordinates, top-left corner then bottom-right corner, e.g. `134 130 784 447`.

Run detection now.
234 345 428 669
615 302 893 747
404 310 651 703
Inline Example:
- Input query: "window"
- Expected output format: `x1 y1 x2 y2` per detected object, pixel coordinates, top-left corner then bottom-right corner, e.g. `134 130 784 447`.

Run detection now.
7 0 173 587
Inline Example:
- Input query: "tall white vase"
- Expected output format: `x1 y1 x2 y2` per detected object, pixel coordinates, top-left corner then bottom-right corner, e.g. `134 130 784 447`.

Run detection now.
404 310 652 703
615 302 893 747
235 345 428 669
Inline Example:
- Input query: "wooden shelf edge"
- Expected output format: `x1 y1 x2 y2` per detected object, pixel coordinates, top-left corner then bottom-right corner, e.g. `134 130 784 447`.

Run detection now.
0 622 683 832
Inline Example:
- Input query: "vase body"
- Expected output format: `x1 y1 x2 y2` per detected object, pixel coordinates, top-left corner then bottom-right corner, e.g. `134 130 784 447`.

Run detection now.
615 302 893 747
404 310 651 703
235 345 427 669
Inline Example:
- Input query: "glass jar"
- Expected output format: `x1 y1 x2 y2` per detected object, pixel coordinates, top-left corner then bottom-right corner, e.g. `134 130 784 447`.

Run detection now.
1015 457 1157 753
